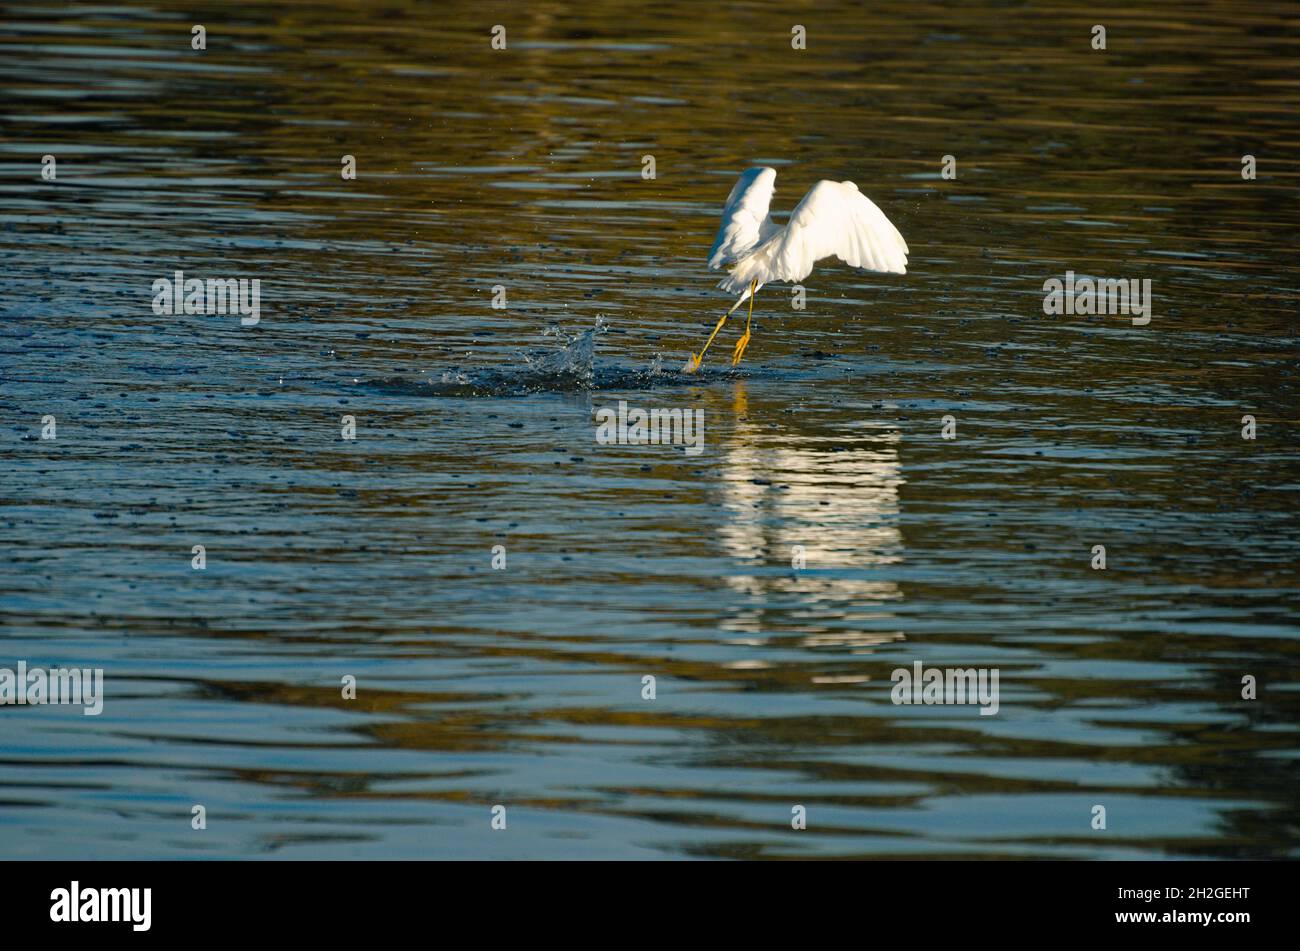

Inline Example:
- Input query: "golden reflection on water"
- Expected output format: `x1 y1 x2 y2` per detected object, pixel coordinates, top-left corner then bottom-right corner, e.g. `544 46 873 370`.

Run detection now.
716 382 907 647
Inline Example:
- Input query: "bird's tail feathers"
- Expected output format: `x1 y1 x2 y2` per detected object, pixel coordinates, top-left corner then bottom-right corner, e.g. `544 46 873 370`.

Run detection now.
718 276 763 306
718 254 770 297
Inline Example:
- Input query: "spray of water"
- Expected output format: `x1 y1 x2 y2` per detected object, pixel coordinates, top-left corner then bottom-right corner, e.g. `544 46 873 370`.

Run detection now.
361 316 743 398
519 316 609 385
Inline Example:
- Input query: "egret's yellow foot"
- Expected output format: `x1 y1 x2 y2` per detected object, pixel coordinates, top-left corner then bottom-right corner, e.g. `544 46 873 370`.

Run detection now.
731 331 751 366
683 307 734 374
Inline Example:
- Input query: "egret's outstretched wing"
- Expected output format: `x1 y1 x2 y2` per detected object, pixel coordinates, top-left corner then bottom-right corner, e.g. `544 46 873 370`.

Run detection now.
707 167 778 269
720 180 908 292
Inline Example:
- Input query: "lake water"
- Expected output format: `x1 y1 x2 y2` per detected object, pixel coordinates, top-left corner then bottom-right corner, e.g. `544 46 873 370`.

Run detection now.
1 0 1297 859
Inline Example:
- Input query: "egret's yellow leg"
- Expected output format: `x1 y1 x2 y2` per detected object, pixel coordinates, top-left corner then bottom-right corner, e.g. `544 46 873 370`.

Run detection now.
684 294 748 373
731 280 756 366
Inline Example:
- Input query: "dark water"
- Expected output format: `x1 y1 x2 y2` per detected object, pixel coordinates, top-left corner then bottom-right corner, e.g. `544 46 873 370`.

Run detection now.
1 1 1298 859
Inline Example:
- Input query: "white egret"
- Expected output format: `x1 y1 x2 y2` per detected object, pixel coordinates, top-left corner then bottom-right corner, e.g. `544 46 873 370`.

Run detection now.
683 167 909 372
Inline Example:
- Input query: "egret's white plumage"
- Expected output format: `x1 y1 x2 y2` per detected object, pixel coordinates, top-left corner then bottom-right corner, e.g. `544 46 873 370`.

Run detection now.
707 167 781 270
709 167 909 295
685 166 909 372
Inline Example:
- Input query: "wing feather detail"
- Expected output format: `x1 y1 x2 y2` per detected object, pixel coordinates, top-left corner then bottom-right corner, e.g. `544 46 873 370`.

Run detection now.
707 167 778 269
718 180 908 293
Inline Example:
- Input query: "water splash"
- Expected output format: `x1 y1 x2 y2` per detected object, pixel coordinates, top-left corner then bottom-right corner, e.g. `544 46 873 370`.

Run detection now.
519 317 608 385
361 317 744 397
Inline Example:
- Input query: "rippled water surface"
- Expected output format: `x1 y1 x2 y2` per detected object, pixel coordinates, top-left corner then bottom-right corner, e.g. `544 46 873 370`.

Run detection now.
2 0 1298 859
